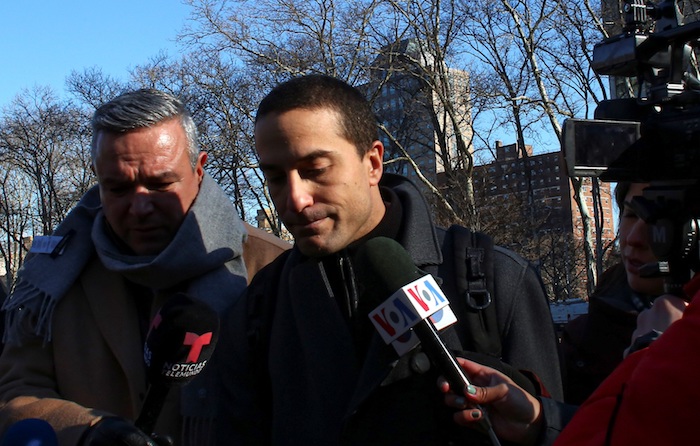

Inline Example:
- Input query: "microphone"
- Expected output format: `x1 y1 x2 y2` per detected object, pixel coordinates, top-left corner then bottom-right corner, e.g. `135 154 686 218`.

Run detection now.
136 293 220 437
0 418 58 446
355 237 501 446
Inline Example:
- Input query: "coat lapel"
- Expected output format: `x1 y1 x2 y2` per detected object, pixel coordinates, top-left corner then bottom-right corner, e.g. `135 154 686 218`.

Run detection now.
280 258 401 419
81 259 147 414
345 333 398 413
268 258 360 439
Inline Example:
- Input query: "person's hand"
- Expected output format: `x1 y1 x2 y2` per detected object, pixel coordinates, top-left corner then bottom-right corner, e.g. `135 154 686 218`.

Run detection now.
636 294 687 334
438 357 543 446
80 417 173 446
624 294 687 357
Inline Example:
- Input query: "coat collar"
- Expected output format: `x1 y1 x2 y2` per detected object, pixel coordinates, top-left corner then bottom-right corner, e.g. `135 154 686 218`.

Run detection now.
379 173 442 268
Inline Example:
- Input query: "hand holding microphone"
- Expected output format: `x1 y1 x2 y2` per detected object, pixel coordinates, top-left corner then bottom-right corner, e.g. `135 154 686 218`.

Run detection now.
355 237 501 446
79 417 172 446
438 357 545 446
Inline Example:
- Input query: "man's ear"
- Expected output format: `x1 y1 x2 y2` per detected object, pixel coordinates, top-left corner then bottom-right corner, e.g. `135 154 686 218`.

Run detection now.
195 152 208 182
367 140 384 186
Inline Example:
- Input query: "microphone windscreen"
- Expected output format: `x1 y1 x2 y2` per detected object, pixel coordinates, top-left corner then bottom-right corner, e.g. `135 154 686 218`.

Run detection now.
143 293 220 386
0 418 58 446
353 236 423 303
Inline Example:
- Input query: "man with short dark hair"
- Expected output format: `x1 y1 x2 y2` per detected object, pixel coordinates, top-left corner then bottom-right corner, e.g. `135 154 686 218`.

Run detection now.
217 74 562 445
0 89 286 445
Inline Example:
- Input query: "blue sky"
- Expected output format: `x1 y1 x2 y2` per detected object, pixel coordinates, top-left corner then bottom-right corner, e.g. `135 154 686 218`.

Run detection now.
0 1 192 106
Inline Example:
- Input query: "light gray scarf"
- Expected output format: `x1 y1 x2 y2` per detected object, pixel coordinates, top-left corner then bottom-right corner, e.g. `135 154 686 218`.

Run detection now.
3 173 248 344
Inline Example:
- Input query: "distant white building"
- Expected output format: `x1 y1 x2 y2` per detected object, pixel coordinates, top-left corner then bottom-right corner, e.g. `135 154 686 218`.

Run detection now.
550 299 588 325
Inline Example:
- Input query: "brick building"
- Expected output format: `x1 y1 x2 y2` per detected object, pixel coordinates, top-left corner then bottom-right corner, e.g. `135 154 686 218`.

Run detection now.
472 141 616 299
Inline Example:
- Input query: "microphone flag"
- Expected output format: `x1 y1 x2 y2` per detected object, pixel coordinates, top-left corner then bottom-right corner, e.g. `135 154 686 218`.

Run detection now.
367 266 457 355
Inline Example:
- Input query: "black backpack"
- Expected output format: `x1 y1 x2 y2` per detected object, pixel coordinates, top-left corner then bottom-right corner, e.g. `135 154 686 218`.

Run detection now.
435 224 502 359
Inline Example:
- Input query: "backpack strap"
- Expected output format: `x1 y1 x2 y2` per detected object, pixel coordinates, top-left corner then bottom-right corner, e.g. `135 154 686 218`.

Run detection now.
438 225 502 359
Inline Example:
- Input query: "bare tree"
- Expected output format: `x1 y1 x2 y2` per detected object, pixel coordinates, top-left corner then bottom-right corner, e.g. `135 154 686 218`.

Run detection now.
0 87 91 234
364 1 478 227
449 0 615 295
180 0 380 81
66 67 128 110
0 87 94 283
172 0 618 296
0 166 35 288
181 0 485 228
175 0 386 235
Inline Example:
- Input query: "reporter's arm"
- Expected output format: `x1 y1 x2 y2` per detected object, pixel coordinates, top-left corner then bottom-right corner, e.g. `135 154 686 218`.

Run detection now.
0 338 105 444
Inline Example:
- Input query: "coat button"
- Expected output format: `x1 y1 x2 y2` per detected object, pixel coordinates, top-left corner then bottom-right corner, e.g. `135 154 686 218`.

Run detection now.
410 352 431 374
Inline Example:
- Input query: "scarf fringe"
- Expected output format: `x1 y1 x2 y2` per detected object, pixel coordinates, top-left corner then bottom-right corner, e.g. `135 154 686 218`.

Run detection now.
3 279 56 345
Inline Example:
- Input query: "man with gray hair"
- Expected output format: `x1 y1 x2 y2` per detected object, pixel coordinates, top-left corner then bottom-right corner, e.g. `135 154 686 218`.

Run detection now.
0 89 286 445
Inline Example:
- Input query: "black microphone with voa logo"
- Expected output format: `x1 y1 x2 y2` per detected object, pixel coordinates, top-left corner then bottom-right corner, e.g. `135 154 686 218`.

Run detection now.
354 237 501 446
0 418 58 446
136 293 220 437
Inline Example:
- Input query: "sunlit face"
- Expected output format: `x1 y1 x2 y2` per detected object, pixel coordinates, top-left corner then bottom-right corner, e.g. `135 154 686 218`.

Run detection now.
619 182 664 296
93 118 206 256
255 107 385 257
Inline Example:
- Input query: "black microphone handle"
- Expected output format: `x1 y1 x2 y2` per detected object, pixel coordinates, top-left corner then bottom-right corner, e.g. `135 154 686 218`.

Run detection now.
413 318 501 446
412 319 473 393
135 382 171 436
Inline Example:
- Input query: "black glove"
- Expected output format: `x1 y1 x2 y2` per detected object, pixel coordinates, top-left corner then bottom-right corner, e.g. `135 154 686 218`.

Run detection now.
80 417 173 446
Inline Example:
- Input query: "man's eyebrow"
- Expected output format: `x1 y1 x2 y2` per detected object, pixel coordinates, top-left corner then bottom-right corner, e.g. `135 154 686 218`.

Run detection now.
148 171 181 182
259 149 334 171
100 171 181 186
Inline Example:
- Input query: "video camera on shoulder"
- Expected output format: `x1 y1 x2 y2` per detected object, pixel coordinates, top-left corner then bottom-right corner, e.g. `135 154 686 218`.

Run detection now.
563 0 700 182
561 0 700 294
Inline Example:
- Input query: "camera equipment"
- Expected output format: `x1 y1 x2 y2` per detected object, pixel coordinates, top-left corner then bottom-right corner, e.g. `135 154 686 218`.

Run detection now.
563 0 700 182
561 0 700 295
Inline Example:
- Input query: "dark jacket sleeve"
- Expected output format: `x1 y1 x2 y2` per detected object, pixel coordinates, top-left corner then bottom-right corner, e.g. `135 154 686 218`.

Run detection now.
215 264 279 445
535 397 578 445
492 246 564 401
215 290 261 445
216 250 293 446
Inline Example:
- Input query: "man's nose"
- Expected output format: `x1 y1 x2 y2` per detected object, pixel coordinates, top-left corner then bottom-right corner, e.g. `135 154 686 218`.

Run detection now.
130 186 154 216
286 173 313 213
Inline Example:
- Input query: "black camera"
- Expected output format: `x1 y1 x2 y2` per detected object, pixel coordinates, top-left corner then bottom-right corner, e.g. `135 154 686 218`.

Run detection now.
562 0 700 182
561 0 700 294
